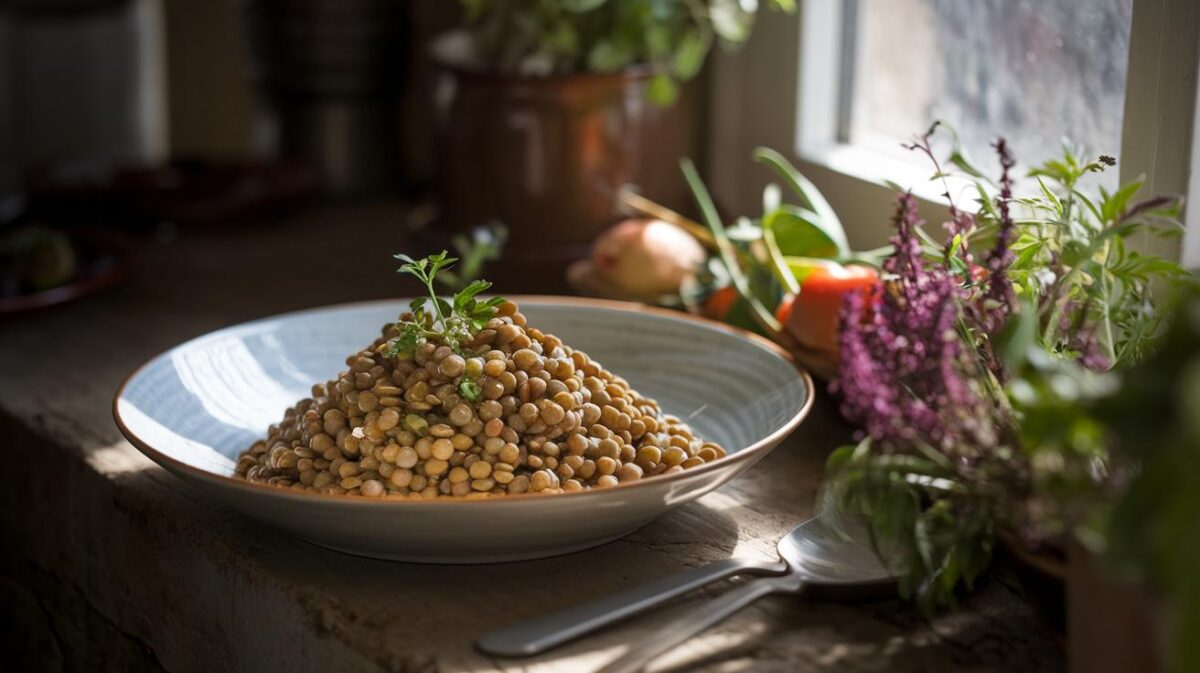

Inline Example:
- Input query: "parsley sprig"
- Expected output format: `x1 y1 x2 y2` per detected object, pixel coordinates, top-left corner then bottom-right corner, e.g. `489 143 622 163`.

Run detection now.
390 251 505 357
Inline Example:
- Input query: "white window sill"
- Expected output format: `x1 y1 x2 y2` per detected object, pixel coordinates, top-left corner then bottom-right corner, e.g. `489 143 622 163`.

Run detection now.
799 141 976 208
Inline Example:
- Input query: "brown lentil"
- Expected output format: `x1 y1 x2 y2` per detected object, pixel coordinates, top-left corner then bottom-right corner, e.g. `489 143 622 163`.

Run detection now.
236 299 725 498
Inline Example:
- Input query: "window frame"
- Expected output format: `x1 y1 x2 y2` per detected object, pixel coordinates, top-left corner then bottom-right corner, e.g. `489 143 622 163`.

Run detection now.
705 0 1200 263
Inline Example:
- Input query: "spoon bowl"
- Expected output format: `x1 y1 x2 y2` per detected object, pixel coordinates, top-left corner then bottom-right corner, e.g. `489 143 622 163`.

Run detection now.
782 515 895 586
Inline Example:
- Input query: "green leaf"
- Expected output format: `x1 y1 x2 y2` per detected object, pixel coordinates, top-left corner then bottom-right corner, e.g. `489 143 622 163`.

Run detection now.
543 21 581 57
1034 177 1062 213
753 147 850 255
388 323 426 357
1011 241 1045 271
454 279 492 312
784 256 841 283
824 442 861 473
646 73 679 105
644 23 672 58
972 183 999 221
672 29 710 80
1101 178 1145 223
939 123 990 182
588 39 634 72
710 0 756 43
764 204 840 258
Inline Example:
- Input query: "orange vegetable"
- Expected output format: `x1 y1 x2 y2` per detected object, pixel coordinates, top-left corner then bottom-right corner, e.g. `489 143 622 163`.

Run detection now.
784 264 879 354
774 294 795 326
703 286 739 321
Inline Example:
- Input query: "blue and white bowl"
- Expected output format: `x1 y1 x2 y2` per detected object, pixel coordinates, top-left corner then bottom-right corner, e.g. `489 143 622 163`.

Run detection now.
114 297 813 563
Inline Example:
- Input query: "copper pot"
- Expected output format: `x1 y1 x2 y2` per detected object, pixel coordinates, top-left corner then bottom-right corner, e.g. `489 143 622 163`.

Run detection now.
431 47 701 291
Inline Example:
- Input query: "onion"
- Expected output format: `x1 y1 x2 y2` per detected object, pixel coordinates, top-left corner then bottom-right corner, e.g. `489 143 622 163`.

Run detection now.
591 219 706 297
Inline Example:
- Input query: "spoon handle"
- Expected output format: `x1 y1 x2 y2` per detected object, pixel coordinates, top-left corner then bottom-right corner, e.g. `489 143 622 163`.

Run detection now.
476 557 786 657
595 574 805 673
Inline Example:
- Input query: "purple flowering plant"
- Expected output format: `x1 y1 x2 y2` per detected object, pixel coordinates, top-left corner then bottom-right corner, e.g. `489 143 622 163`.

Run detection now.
822 122 1190 612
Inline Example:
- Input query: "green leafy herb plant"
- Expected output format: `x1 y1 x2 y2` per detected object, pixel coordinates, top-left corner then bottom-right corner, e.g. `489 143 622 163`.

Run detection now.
456 0 795 104
820 123 1192 614
389 251 506 363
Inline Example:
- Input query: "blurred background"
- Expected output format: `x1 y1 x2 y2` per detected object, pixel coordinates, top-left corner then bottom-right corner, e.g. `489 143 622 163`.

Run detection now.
0 0 714 307
0 0 1191 316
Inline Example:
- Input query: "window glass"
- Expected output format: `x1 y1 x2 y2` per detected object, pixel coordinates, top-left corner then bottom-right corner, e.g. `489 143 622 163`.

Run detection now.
847 0 1133 175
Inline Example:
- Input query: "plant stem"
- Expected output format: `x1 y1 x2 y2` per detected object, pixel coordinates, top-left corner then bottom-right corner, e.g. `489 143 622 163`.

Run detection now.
762 226 800 294
680 159 781 334
1098 240 1117 364
425 277 445 328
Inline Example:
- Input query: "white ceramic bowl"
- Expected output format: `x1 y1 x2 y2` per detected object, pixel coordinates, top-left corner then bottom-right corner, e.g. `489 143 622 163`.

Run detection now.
114 297 813 563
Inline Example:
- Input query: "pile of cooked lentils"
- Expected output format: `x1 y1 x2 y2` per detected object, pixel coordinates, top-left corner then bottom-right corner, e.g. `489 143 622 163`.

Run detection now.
235 280 726 498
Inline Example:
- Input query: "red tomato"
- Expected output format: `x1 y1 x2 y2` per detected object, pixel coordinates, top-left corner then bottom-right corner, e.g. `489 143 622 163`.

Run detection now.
703 286 739 321
785 264 879 354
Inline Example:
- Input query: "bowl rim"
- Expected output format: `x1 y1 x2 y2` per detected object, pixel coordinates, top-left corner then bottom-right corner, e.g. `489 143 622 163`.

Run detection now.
113 295 815 506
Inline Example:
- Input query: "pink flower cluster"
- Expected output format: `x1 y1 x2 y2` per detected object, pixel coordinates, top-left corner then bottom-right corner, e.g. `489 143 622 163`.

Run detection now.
833 140 1019 454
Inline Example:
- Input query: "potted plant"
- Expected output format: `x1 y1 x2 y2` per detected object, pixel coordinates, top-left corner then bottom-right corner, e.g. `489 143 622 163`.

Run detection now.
800 124 1193 669
430 0 793 290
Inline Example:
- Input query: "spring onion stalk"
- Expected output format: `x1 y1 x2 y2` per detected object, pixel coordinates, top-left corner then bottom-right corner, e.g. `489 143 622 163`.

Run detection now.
761 225 800 295
680 159 782 335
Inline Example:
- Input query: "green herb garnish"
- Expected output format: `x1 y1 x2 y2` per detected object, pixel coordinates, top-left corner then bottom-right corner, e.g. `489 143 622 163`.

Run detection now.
458 379 482 402
390 251 506 357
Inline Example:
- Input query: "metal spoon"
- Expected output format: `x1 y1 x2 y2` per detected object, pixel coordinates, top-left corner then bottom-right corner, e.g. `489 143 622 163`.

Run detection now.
477 554 788 657
594 515 896 673
476 515 891 658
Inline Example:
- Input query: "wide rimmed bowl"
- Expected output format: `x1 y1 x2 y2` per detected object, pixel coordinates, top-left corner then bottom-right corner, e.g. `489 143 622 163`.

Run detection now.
114 297 813 563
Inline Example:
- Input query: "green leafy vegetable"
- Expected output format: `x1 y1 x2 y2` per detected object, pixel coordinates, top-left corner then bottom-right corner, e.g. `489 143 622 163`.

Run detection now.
753 147 850 256
763 204 841 259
